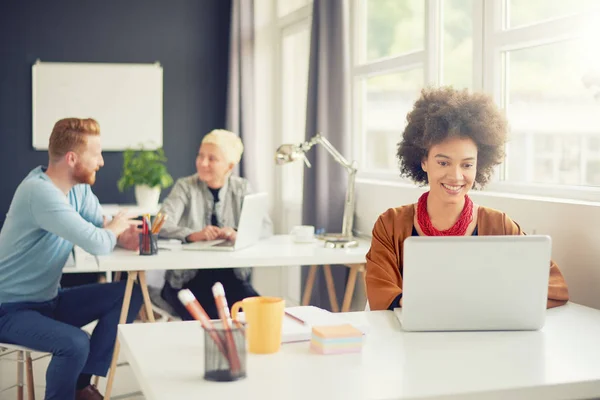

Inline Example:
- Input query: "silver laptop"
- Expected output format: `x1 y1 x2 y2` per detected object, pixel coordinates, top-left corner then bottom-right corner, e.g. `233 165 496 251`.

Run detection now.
182 192 268 252
397 235 551 332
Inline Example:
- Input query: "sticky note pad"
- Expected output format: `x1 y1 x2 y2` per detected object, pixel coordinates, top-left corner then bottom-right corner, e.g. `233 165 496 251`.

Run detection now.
312 324 362 339
310 324 363 355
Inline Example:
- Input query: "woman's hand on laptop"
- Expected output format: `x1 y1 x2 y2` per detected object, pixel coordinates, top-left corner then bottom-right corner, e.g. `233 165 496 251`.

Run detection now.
186 226 222 242
218 227 237 242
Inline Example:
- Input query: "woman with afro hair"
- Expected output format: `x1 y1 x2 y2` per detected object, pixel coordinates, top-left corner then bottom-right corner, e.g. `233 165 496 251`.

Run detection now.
365 87 569 311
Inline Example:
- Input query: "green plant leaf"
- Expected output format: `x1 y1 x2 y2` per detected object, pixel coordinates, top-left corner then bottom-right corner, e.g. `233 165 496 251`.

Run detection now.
117 146 174 192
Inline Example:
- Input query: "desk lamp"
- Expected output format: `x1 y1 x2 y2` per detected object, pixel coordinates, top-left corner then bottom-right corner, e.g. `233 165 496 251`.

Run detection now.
275 134 358 248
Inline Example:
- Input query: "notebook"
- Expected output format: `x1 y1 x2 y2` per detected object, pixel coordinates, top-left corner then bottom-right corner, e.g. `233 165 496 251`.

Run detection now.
281 306 369 343
232 306 369 343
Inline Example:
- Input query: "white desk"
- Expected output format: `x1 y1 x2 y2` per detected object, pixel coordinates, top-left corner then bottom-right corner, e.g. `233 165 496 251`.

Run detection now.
88 234 370 310
97 235 370 399
92 235 369 272
119 303 600 400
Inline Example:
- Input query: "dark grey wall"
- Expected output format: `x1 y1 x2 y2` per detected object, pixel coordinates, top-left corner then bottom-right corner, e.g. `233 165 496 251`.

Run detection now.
0 0 231 221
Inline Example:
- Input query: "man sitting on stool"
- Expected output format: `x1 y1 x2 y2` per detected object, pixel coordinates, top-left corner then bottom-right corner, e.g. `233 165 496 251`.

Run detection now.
0 118 143 400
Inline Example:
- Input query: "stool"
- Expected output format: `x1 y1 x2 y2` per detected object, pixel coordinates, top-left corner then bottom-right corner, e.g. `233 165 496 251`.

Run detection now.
0 343 48 400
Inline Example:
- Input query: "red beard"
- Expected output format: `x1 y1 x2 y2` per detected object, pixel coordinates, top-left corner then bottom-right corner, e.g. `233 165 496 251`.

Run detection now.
73 164 97 185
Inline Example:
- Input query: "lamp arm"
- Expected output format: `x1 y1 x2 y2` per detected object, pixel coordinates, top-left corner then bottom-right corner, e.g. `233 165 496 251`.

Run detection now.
342 166 357 238
303 133 357 238
307 134 355 174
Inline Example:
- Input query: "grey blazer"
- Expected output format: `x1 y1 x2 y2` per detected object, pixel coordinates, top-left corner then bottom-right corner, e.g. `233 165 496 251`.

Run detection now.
158 174 273 288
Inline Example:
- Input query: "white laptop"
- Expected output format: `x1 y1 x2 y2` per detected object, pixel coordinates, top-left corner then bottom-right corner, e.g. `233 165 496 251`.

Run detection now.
396 235 551 332
182 192 268 252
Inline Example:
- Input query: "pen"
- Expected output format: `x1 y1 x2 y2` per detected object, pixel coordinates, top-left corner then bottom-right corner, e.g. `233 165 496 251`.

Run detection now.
141 216 148 252
151 212 163 234
212 282 241 375
177 289 230 362
285 311 306 326
144 214 151 252
152 214 168 234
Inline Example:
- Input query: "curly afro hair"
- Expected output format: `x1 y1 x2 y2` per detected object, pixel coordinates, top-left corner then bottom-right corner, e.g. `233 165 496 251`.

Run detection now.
397 87 508 188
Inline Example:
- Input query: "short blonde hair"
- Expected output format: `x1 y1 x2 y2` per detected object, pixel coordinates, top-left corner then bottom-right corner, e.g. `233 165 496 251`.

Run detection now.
49 118 100 162
201 129 244 165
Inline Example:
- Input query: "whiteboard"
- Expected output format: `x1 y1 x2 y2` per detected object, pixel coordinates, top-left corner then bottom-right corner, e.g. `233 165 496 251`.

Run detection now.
32 61 163 151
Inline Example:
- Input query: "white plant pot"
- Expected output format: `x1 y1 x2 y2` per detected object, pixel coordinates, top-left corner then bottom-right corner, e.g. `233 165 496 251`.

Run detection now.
134 185 161 210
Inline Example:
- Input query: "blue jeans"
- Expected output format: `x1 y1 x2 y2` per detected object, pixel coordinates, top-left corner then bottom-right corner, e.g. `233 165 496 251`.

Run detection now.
0 281 143 400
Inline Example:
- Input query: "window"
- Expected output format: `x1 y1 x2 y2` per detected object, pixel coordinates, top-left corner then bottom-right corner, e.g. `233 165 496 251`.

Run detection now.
362 0 425 62
502 40 598 186
353 0 477 177
352 0 600 200
442 0 474 90
352 0 432 176
485 1 600 197
507 0 599 28
277 0 310 18
361 69 423 171
259 0 312 306
280 23 310 209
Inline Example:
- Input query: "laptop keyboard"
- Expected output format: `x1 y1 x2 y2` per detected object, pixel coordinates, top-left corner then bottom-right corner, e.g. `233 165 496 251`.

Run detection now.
214 241 235 247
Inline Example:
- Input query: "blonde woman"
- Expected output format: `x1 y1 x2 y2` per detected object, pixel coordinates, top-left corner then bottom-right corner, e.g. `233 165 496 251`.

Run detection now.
159 129 273 319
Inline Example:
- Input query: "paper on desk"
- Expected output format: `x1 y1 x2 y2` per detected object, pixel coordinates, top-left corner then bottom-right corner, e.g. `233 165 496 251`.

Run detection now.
63 246 99 270
157 239 183 250
74 246 100 267
282 306 369 343
233 306 369 343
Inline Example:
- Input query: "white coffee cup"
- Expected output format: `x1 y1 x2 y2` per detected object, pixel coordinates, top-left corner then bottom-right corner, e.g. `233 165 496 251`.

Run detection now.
290 225 315 243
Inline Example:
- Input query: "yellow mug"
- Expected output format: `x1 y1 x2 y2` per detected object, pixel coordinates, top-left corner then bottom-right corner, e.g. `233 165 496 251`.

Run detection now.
231 296 285 354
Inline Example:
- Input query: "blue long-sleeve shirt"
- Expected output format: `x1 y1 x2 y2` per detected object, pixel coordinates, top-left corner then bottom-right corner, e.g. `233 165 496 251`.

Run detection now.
0 166 116 304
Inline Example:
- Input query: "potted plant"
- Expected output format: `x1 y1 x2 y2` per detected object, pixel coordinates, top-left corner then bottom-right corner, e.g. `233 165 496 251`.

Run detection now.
117 147 174 209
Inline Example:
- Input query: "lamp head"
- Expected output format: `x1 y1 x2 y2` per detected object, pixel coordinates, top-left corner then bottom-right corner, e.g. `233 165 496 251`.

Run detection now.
275 144 312 167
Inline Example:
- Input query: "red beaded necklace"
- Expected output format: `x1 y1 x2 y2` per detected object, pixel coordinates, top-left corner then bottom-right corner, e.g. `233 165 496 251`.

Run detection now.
417 191 473 236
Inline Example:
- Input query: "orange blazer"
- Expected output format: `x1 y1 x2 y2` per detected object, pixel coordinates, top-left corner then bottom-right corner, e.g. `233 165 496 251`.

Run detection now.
365 205 569 311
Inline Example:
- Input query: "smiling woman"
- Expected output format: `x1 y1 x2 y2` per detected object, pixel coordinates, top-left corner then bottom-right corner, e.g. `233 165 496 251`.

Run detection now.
364 87 570 312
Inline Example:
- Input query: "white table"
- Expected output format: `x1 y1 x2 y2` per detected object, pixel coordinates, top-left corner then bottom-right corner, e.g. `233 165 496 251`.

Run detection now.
118 303 600 400
91 235 370 313
94 235 368 271
95 235 370 399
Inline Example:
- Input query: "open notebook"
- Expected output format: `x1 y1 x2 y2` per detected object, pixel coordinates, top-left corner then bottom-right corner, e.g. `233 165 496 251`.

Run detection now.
282 306 369 343
233 306 368 343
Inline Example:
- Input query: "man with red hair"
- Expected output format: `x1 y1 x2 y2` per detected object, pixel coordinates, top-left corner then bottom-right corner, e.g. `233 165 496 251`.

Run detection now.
0 118 144 400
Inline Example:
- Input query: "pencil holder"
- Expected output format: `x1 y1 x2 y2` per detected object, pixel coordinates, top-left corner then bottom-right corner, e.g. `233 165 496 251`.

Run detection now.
203 321 247 382
138 233 158 256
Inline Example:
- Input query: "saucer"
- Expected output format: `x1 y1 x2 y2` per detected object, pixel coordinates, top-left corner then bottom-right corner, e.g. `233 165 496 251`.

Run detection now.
292 237 317 244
